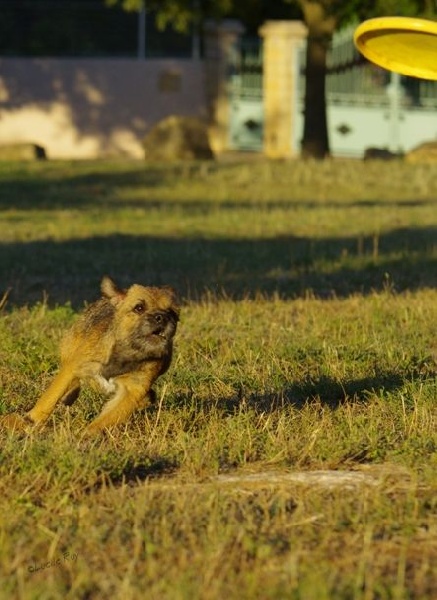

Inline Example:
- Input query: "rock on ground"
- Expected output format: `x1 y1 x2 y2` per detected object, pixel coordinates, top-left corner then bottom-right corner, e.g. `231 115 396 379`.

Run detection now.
406 140 437 163
0 143 46 160
142 116 214 161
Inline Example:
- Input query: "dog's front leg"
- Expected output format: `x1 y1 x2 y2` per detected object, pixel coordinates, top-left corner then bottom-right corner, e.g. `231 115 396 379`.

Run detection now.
27 368 80 425
0 368 79 433
85 373 151 434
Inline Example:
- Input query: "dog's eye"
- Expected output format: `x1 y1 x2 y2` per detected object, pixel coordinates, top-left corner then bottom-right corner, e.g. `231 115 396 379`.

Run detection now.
133 302 146 314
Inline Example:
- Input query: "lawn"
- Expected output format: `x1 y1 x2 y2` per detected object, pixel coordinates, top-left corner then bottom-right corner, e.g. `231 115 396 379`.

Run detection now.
0 158 436 599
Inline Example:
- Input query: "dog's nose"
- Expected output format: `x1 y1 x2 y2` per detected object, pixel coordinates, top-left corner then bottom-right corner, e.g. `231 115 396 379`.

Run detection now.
152 312 171 332
154 312 167 325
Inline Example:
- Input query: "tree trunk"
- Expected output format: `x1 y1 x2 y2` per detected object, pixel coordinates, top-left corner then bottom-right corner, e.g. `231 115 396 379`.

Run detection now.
298 1 337 159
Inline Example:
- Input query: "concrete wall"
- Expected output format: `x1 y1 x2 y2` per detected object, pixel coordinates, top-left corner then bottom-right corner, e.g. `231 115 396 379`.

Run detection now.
0 58 207 159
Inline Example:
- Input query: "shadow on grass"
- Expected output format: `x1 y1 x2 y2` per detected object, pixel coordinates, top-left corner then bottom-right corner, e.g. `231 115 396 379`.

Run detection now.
170 371 411 416
1 228 436 307
1 163 436 212
88 456 178 492
172 345 436 416
0 167 170 211
254 372 407 410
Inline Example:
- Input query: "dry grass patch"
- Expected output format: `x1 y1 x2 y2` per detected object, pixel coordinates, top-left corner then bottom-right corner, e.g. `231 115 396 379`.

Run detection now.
0 159 436 598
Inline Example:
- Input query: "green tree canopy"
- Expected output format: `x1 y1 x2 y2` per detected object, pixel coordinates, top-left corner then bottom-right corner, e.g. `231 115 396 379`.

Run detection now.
106 0 299 32
106 0 436 29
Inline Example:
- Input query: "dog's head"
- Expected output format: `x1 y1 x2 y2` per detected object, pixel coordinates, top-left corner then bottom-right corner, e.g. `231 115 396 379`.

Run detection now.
101 276 179 359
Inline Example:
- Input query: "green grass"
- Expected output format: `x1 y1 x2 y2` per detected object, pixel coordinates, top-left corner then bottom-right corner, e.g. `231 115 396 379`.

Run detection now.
0 159 436 599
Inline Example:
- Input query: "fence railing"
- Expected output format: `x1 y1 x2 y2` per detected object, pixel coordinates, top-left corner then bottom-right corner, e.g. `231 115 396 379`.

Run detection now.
325 23 437 109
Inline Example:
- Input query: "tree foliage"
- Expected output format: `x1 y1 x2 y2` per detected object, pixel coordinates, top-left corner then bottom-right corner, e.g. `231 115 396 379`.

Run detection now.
106 0 436 29
106 1 233 31
105 0 297 32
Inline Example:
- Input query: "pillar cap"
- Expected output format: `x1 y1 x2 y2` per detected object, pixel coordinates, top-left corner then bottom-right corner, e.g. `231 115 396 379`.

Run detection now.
259 20 307 39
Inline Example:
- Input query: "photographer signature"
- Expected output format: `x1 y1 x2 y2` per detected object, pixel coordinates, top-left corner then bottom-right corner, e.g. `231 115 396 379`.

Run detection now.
28 551 78 573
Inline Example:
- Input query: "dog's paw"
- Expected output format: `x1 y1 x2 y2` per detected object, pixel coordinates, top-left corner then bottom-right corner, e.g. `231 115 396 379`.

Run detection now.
0 412 34 434
82 421 106 437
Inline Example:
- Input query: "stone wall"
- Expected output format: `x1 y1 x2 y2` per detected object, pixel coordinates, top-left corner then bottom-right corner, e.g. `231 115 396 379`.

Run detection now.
0 58 207 159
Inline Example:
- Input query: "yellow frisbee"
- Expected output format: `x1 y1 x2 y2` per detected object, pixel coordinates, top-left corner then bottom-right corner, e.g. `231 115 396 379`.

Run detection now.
354 16 437 80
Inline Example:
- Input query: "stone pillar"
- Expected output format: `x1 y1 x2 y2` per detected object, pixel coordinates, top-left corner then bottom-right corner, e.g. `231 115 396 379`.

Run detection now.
203 20 245 155
259 21 307 159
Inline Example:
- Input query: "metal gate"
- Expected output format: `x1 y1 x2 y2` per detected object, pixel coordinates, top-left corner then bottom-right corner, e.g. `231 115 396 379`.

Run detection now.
295 23 437 157
228 38 263 151
229 24 437 156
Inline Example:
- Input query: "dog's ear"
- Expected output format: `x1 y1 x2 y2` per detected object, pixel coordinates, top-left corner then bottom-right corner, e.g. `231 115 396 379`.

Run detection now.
161 286 180 317
101 277 126 305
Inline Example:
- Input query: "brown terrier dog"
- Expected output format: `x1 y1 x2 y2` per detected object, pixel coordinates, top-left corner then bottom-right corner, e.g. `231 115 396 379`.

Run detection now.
0 277 179 434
